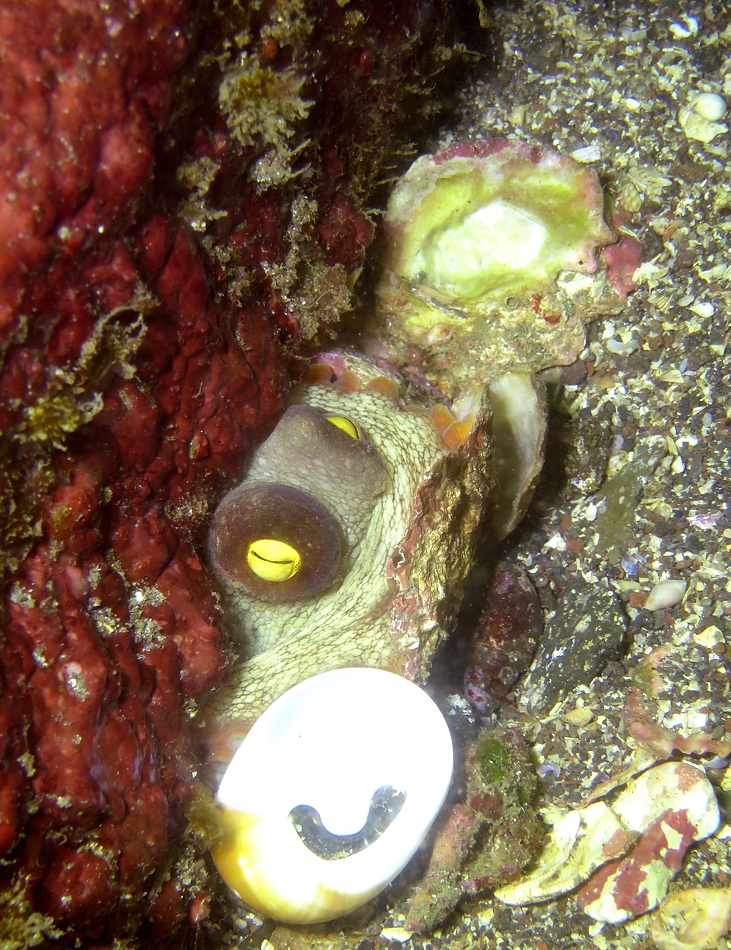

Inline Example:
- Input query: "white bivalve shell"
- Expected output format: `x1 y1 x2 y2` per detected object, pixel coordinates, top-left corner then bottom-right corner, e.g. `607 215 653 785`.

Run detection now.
212 668 454 924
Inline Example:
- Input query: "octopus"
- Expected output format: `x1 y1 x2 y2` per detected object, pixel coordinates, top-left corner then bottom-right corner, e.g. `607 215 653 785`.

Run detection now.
200 139 623 773
202 352 499 768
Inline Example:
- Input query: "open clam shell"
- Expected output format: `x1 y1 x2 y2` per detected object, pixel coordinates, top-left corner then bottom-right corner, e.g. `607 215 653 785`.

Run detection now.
212 668 453 924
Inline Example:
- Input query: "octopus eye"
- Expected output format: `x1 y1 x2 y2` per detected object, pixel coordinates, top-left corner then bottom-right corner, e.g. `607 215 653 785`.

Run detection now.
247 539 302 582
208 483 341 602
324 414 362 441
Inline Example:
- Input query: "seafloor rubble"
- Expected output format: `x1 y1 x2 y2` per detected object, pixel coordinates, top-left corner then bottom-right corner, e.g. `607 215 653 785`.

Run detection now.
0 1 466 945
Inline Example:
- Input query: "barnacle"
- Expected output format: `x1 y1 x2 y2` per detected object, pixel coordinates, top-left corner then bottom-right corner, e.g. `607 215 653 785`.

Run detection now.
370 140 619 396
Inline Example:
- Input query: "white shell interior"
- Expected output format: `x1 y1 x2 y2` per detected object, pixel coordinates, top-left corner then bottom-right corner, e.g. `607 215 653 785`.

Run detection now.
415 198 548 293
216 667 453 922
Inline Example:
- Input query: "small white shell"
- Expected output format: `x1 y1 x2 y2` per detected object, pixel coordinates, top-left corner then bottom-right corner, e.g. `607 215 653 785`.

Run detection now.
691 92 728 122
212 668 453 924
644 578 687 611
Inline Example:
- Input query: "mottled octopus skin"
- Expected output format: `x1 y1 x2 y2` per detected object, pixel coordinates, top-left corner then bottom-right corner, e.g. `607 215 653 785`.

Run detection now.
203 356 496 768
0 1 455 945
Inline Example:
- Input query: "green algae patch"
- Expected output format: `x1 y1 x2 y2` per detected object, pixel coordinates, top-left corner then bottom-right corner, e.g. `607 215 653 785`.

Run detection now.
404 723 543 934
219 56 313 151
477 735 511 783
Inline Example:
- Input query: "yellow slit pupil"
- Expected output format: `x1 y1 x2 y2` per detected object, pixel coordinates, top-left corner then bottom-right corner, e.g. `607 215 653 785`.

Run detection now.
247 539 302 582
325 414 361 440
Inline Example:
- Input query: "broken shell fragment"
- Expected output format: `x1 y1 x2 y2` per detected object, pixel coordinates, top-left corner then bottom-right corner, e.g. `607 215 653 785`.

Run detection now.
495 762 720 922
493 800 629 906
488 373 548 538
578 808 712 923
649 887 731 950
212 668 453 924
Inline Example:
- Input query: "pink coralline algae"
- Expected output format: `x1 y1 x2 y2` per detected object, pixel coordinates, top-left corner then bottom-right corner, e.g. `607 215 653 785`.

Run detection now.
578 808 709 923
0 0 456 944
496 762 720 925
601 232 643 301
